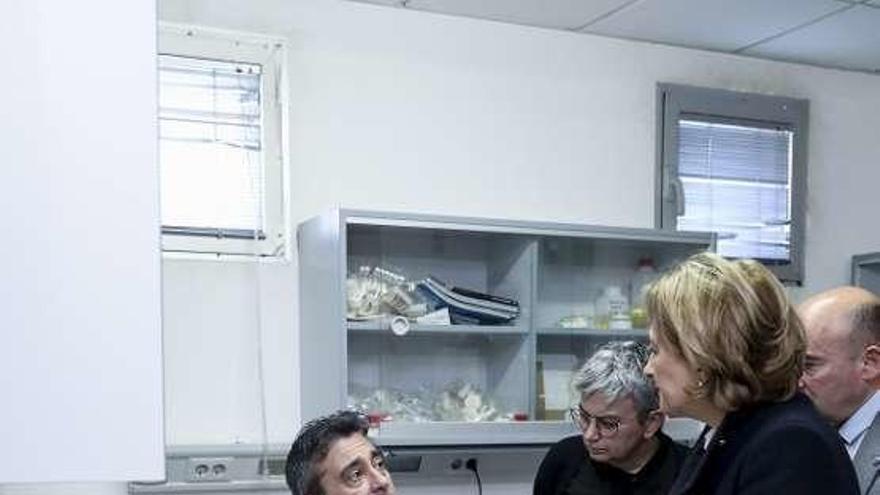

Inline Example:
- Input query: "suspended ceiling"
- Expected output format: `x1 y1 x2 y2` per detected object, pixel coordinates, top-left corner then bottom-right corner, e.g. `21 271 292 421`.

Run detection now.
349 0 880 74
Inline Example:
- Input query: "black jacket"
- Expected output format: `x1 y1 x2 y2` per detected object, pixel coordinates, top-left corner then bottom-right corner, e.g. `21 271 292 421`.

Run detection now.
670 393 860 495
534 432 687 495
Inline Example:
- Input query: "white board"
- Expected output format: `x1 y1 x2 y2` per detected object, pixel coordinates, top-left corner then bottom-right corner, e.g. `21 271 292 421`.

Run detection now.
0 0 164 482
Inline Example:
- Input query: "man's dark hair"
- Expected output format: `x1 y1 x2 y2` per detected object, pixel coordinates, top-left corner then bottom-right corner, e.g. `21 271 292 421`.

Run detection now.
285 410 370 495
853 301 880 344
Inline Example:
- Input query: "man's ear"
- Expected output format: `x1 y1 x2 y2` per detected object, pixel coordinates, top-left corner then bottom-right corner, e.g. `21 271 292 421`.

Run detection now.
861 344 880 387
643 410 664 439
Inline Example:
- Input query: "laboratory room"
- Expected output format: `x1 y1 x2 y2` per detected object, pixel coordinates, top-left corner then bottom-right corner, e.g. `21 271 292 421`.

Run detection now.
4 0 880 494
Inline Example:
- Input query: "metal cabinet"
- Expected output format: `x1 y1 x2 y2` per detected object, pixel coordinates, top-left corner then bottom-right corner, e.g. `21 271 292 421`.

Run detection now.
298 210 714 447
853 252 880 294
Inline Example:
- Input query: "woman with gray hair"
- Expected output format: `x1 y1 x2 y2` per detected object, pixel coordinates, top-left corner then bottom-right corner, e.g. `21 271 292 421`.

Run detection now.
533 341 687 495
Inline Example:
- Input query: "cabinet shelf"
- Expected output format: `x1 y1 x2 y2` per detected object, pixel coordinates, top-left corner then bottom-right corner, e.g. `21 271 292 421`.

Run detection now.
536 327 649 338
371 420 577 447
298 209 714 447
347 322 646 338
348 320 528 336
346 321 528 337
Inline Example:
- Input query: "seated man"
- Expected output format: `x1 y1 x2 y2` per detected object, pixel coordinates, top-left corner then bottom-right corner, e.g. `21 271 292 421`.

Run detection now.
285 410 395 495
534 341 687 495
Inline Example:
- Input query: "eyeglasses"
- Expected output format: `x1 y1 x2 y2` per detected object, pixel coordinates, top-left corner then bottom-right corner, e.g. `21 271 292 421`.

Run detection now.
569 404 621 436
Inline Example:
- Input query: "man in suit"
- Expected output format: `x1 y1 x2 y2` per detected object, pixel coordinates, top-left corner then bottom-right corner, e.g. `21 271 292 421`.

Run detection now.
800 286 880 494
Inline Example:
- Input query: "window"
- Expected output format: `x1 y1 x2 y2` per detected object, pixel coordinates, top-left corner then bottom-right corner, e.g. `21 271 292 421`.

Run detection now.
159 24 287 258
656 83 808 283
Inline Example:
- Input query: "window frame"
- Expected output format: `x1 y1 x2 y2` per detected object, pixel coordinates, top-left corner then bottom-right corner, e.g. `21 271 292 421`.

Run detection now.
655 83 809 283
158 23 289 259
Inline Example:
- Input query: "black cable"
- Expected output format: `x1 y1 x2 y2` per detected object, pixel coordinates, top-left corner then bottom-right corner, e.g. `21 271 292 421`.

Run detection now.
465 458 482 495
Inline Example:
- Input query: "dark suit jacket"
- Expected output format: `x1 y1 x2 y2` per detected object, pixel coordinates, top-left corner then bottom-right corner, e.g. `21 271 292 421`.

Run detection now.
533 432 687 495
670 393 860 495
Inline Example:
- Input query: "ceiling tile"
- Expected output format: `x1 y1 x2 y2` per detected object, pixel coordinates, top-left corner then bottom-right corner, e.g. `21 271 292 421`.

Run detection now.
742 5 880 72
348 0 402 6
400 0 636 30
583 0 845 52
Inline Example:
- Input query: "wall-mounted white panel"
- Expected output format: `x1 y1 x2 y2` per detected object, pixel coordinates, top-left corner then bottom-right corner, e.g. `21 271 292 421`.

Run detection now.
743 5 880 72
0 0 163 483
583 0 844 52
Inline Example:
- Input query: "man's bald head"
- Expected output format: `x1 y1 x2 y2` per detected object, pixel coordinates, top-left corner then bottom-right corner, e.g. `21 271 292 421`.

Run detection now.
799 286 880 424
800 287 880 349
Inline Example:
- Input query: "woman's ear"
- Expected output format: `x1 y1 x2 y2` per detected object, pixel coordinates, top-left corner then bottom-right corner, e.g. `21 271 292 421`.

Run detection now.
694 369 709 391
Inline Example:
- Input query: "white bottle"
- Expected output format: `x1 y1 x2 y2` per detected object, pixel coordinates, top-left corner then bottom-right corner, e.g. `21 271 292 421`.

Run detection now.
595 286 630 330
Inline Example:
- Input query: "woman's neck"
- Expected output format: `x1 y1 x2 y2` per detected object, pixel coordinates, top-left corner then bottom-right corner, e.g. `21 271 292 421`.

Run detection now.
691 401 726 428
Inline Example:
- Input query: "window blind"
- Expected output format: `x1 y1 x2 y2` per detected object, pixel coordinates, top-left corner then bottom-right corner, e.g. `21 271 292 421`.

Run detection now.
158 55 264 238
676 118 793 262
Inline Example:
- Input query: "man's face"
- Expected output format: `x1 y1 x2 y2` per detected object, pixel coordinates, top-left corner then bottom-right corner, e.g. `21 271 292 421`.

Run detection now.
315 433 395 495
800 306 871 425
575 393 660 472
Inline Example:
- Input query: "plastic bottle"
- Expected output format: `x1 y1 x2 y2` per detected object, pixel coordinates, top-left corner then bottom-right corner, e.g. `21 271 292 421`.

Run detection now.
630 257 657 329
595 286 630 330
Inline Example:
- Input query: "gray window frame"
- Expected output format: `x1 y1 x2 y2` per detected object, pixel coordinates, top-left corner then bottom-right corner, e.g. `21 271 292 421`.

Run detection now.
655 83 809 283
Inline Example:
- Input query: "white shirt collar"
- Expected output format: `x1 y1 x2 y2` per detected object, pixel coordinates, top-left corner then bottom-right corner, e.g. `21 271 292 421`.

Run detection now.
840 391 880 447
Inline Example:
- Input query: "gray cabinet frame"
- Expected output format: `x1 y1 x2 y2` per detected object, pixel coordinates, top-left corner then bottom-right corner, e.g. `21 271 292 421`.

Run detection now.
298 209 714 447
853 252 880 295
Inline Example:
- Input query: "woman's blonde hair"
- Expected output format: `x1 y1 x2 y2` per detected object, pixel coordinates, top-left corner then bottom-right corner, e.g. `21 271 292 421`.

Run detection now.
645 252 805 412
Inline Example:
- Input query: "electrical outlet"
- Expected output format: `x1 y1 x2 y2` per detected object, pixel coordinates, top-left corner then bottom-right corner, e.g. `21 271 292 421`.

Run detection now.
445 456 474 476
186 457 233 482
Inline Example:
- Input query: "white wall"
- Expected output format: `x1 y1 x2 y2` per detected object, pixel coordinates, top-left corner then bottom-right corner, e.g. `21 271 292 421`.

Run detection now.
158 0 880 492
0 0 163 486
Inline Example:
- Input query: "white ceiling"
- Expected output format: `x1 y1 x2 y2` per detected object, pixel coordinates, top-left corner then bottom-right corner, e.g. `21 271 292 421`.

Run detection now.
350 0 880 74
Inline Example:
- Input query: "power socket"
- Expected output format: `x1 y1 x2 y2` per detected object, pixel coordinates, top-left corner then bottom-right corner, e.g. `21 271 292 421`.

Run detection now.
186 457 233 482
447 456 478 475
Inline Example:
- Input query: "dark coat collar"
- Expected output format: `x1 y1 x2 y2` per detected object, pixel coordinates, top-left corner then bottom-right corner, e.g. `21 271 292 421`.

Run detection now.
669 394 814 495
